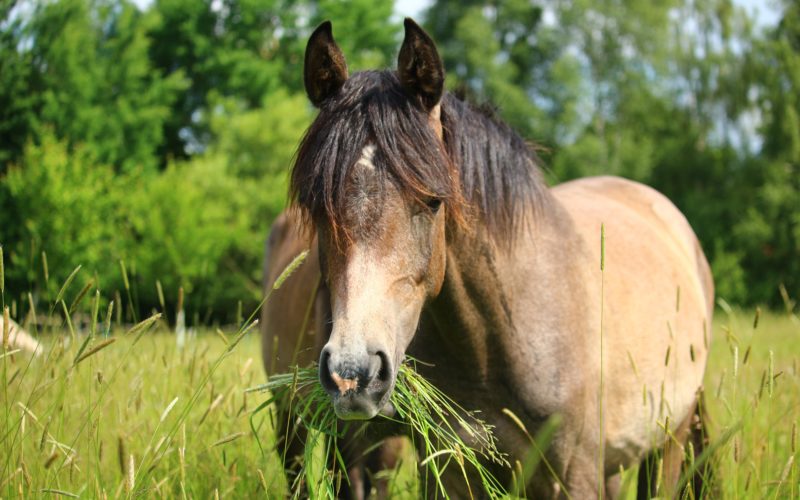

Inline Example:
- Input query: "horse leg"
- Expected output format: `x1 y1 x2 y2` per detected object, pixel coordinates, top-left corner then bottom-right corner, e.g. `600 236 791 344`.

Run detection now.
340 436 407 500
636 450 659 500
684 390 713 499
272 411 308 491
338 423 407 499
344 464 368 500
560 445 604 499
365 436 406 499
661 403 694 499
605 472 621 499
638 394 710 500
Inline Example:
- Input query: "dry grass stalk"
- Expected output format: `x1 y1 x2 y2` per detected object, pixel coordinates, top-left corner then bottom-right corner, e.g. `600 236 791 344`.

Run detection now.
74 338 116 365
212 432 245 447
126 454 135 493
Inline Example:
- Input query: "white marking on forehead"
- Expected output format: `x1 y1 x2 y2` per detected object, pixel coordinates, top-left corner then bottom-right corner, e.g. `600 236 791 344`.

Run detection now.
356 144 377 170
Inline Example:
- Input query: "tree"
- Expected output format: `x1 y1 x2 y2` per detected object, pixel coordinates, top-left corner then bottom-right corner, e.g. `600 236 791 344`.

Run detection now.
0 0 184 173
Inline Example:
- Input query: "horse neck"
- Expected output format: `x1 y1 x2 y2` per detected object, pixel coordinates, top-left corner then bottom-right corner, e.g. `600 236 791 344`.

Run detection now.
416 195 575 384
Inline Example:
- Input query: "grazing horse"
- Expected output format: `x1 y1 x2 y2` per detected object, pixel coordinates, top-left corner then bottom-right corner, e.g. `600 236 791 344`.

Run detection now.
265 18 714 498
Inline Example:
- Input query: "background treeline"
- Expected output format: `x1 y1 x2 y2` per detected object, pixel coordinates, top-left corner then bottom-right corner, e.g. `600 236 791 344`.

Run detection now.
0 0 797 323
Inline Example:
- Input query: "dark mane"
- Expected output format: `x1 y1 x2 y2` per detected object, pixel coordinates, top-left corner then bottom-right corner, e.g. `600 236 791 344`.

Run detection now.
290 70 548 241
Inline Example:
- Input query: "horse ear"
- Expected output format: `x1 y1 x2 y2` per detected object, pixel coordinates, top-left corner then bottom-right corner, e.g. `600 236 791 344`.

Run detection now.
398 18 445 111
304 21 349 107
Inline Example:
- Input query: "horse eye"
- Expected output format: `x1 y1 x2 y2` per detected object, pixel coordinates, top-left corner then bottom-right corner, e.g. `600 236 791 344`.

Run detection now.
426 198 442 212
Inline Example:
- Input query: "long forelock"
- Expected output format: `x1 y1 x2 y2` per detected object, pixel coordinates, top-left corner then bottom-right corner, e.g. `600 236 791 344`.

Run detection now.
290 70 548 244
291 70 461 242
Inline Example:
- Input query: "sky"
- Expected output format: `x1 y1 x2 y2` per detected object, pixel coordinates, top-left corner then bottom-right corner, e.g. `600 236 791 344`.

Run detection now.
128 0 781 27
395 0 429 19
393 0 781 27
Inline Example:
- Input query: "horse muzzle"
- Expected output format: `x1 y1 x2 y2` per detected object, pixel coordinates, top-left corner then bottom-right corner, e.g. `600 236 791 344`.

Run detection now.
319 343 394 419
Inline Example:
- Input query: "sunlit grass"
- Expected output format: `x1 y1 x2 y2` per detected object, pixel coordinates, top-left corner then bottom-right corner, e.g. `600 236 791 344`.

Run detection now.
703 306 800 499
1 242 798 498
1 328 284 498
2 307 798 498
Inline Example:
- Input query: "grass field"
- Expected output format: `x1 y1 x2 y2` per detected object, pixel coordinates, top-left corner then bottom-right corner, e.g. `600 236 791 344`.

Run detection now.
1 305 798 498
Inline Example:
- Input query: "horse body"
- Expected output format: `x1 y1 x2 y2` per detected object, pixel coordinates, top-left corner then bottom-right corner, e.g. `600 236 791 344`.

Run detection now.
262 18 713 498
395 175 713 495
553 176 713 471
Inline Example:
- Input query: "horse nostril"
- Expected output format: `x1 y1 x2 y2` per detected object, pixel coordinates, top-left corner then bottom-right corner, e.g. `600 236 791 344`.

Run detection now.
375 350 392 383
319 347 337 395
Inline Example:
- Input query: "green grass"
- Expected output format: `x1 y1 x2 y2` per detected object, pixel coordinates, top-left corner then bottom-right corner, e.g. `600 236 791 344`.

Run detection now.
1 299 798 498
704 306 800 499
1 327 287 498
250 360 508 498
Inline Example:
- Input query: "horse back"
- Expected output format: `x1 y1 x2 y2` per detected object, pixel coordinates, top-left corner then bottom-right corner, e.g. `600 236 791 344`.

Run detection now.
554 175 713 318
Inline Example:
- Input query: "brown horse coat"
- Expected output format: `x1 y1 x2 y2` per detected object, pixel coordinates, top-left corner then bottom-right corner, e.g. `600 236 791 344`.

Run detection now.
261 19 714 499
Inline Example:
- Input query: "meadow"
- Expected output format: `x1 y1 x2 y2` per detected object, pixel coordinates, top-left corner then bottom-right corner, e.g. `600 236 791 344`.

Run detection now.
1 299 798 498
2 1 798 497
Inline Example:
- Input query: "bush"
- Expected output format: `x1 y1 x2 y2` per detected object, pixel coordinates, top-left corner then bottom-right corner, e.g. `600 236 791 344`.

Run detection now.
2 132 128 300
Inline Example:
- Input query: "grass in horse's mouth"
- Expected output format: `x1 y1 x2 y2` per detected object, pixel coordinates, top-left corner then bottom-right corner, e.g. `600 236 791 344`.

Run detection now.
247 360 510 498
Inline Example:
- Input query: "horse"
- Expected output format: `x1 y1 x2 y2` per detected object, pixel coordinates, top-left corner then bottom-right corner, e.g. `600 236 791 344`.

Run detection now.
0 316 43 355
265 18 714 498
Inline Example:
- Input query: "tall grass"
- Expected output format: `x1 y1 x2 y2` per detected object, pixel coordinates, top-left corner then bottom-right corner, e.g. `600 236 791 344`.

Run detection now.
1 237 798 498
0 252 288 498
701 304 800 499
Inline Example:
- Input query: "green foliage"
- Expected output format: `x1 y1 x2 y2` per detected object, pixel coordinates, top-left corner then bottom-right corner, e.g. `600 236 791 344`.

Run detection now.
146 0 298 159
425 0 799 306
0 93 310 320
0 0 798 315
0 0 184 173
2 132 127 295
311 0 400 71
424 0 553 139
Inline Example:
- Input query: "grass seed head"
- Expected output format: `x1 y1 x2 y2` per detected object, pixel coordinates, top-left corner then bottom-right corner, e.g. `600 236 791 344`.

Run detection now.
69 279 94 313
55 265 82 306
3 305 9 350
104 300 114 336
273 250 309 290
126 454 135 492
119 260 130 291
41 251 49 284
156 280 165 312
44 452 59 469
117 436 126 475
768 350 774 398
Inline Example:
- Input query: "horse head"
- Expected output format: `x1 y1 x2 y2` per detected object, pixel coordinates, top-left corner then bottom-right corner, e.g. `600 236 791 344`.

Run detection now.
294 19 453 419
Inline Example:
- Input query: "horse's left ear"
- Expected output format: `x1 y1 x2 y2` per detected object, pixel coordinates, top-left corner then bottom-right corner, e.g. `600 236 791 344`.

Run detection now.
398 18 445 111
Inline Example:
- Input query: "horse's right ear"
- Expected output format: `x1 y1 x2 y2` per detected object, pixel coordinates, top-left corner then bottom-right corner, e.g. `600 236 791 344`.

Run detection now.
304 21 348 107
